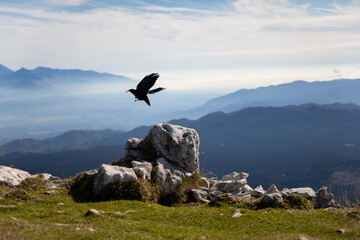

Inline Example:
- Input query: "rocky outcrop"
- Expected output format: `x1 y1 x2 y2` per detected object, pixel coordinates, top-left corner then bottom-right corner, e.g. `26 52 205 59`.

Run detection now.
251 185 265 198
32 173 60 181
125 138 144 160
266 184 280 194
191 188 209 203
155 158 187 195
93 164 137 196
1 122 340 209
131 161 152 180
221 172 249 181
284 187 316 200
213 179 247 193
311 186 340 209
145 123 199 173
260 193 283 207
0 165 31 187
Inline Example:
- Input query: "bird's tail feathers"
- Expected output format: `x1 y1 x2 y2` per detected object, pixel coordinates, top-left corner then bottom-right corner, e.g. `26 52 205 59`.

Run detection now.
148 87 166 94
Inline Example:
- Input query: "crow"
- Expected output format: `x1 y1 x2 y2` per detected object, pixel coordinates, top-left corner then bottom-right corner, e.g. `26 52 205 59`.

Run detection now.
126 73 165 106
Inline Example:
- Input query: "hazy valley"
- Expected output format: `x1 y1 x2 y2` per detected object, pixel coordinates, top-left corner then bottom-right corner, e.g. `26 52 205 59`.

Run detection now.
1 64 360 201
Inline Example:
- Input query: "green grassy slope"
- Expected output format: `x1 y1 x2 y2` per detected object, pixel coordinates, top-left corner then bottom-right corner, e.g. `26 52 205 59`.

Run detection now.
0 180 359 240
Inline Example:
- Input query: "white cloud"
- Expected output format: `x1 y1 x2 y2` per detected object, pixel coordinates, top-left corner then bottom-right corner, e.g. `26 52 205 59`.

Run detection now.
0 1 359 90
46 0 88 6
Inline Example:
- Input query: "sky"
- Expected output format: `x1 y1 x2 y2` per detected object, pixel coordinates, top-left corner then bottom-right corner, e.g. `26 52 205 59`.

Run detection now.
0 0 360 91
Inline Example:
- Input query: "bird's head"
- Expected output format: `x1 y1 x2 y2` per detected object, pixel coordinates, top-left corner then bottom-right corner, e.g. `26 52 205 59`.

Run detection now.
126 89 136 95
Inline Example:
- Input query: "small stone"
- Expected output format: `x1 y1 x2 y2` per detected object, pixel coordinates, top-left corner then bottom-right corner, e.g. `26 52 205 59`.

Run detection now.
57 202 64 206
343 211 351 216
44 182 66 189
336 229 346 234
298 235 308 240
45 190 58 195
125 210 136 214
0 205 17 208
85 209 100 216
232 209 242 217
86 227 96 232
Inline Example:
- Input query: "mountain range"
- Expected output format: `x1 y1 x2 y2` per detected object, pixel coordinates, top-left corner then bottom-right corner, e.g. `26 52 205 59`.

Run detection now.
179 78 360 119
0 64 132 88
1 103 360 201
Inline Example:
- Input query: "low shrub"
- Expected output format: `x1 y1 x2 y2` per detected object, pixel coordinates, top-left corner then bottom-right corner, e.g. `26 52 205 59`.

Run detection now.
209 193 260 210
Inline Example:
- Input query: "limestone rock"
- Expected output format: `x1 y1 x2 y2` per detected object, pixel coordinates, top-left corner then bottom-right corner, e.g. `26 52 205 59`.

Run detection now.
85 209 100 216
208 190 224 200
80 169 98 177
251 185 265 198
32 173 60 181
242 184 253 193
239 193 251 200
93 164 137 196
155 158 186 194
125 138 144 160
285 187 316 200
265 184 279 194
197 186 210 192
199 177 210 188
207 178 218 187
145 123 199 172
213 179 247 193
232 209 242 217
0 165 31 187
131 161 152 180
45 190 58 195
44 182 67 189
311 186 340 209
260 192 283 207
221 172 249 181
191 188 209 203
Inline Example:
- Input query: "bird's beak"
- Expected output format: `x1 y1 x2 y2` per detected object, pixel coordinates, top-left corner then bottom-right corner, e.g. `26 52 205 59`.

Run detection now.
126 90 128 93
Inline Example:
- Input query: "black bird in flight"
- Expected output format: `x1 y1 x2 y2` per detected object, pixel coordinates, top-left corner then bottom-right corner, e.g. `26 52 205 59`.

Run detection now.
126 73 165 106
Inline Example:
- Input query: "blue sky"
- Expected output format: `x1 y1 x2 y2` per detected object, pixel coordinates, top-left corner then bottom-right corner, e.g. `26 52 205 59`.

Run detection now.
0 0 359 91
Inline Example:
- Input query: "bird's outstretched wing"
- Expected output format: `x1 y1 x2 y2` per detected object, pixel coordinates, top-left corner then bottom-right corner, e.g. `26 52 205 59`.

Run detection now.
136 73 159 93
148 87 166 94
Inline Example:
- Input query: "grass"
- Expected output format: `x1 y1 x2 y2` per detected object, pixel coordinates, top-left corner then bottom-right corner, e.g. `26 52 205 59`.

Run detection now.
1 180 360 239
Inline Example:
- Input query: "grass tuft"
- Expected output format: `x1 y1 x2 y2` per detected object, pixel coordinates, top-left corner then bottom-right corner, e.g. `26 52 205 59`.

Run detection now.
209 193 261 210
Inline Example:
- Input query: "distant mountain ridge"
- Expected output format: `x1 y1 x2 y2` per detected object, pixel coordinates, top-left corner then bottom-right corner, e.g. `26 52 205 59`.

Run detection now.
2 103 360 195
0 64 133 88
0 64 13 76
0 129 123 154
178 78 360 119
